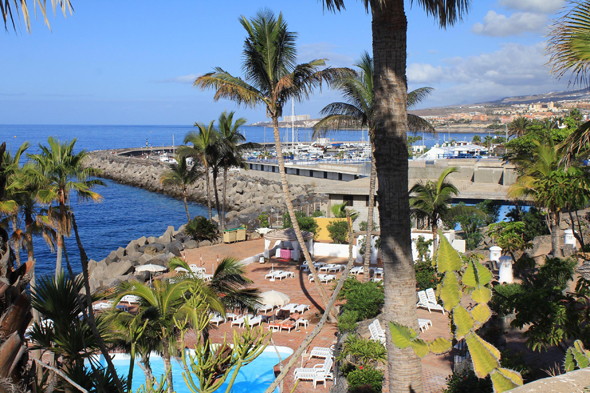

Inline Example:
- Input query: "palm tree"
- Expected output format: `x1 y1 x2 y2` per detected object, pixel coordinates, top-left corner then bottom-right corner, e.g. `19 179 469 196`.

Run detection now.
319 1 470 390
194 10 352 312
508 141 581 255
180 121 218 221
410 167 459 252
472 135 481 144
160 155 202 222
115 279 222 393
2 0 72 32
508 116 532 138
217 111 247 230
313 51 433 282
26 137 104 279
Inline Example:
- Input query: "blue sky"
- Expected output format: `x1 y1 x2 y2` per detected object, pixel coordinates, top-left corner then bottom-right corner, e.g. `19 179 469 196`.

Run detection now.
0 0 572 125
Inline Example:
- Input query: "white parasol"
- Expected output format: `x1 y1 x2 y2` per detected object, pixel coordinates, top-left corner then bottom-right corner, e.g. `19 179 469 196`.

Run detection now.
135 264 168 273
259 290 290 307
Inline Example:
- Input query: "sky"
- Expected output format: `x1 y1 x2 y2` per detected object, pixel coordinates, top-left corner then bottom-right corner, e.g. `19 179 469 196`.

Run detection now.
0 0 576 125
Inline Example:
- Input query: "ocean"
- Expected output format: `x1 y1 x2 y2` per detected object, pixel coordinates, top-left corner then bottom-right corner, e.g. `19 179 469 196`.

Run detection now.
0 124 492 277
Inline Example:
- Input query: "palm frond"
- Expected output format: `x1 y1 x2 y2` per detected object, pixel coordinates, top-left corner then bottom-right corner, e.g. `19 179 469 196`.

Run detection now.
407 87 434 108
195 70 264 108
408 114 436 134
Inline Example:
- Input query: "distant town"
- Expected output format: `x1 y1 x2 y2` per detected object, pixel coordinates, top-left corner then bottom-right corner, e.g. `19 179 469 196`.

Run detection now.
250 89 590 132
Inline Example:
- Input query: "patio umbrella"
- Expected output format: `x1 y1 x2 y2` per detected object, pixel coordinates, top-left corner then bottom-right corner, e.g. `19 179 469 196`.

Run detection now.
260 290 290 307
135 264 167 273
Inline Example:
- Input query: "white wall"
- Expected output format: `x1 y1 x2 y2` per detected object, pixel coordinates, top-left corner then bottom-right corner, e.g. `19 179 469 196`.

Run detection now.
314 242 358 259
411 230 457 262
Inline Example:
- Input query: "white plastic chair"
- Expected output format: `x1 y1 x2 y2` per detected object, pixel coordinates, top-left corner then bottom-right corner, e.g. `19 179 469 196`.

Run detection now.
417 291 446 315
309 346 334 359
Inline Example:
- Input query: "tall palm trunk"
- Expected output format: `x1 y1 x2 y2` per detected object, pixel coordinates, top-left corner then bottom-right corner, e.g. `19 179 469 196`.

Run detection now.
56 198 67 280
182 188 191 222
363 146 377 282
372 2 423 392
162 340 174 393
271 117 333 317
212 170 223 231
222 162 228 229
432 218 438 253
139 353 154 388
11 216 21 267
205 166 212 221
55 234 63 281
551 210 560 256
26 212 42 380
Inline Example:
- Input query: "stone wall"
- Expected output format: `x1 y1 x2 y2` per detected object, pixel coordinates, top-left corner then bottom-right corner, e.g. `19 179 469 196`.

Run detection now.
84 151 327 229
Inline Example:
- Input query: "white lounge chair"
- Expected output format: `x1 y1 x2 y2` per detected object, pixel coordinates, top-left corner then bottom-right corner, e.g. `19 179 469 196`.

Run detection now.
294 357 334 388
417 290 446 315
294 304 310 313
350 266 364 275
257 304 275 314
369 319 386 344
308 274 335 283
210 313 226 327
426 288 441 306
233 315 260 328
120 295 141 305
319 264 343 273
276 303 298 315
418 319 432 332
309 346 334 359
274 271 294 281
265 270 280 279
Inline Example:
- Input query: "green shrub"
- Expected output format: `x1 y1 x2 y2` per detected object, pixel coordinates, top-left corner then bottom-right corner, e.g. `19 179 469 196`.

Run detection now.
282 211 319 236
414 261 438 291
344 281 384 320
185 216 218 241
337 335 387 368
346 367 383 393
359 220 379 232
327 220 349 244
442 370 492 393
258 212 269 228
335 277 360 301
490 283 523 317
311 210 325 218
415 235 433 262
338 310 358 333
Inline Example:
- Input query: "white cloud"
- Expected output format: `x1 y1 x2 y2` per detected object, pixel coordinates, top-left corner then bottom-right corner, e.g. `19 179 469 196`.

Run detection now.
298 42 354 67
157 74 201 84
471 10 547 36
498 0 565 14
407 63 445 84
407 43 569 106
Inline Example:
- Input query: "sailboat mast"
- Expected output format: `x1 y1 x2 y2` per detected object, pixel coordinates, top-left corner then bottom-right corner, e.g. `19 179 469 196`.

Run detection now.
291 98 295 151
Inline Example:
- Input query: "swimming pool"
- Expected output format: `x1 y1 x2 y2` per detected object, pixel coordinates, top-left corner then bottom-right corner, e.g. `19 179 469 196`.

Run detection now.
100 346 293 393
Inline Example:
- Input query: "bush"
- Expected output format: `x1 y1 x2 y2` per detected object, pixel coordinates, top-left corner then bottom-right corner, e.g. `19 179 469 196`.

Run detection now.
346 367 383 393
442 370 492 393
258 212 269 228
415 235 433 262
359 220 379 232
490 283 523 317
414 261 438 291
338 310 358 333
344 281 384 320
311 210 325 218
282 211 319 236
327 220 349 244
185 216 218 241
337 335 387 368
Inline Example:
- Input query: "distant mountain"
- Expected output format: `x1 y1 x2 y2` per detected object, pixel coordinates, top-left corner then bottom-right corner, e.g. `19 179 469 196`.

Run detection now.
480 88 590 106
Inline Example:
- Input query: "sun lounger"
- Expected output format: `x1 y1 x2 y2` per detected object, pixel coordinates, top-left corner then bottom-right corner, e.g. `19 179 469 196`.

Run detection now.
257 304 275 314
265 270 279 279
418 319 432 332
369 320 386 344
274 271 294 280
232 315 261 328
268 320 282 332
309 346 334 359
225 312 240 321
276 303 298 315
120 295 141 305
294 357 334 388
280 319 296 332
294 304 310 313
417 290 446 315
350 266 364 275
308 274 335 283
426 288 441 306
319 264 343 273
210 313 226 327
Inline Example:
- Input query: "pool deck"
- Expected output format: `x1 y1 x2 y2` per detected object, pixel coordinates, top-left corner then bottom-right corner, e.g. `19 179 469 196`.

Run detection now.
182 239 453 393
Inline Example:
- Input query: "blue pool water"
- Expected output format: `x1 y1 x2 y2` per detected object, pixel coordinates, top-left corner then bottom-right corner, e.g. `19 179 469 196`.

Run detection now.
102 347 292 393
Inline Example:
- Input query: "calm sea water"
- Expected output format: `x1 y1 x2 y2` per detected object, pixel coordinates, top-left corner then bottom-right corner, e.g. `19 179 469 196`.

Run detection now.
0 124 491 277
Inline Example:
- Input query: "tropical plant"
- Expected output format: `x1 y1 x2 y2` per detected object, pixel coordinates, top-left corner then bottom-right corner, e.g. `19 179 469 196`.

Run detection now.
327 219 349 244
217 110 247 230
115 279 222 393
185 216 218 242
26 137 104 280
194 10 352 313
338 335 387 369
487 221 532 261
389 235 523 392
476 199 501 225
330 201 359 221
180 121 219 221
2 0 72 32
472 135 481 144
508 117 532 139
282 211 319 236
414 261 438 291
346 366 384 393
442 370 493 393
312 51 433 284
160 155 201 222
508 140 589 255
258 211 269 228
410 167 459 251
456 214 486 250
342 279 384 321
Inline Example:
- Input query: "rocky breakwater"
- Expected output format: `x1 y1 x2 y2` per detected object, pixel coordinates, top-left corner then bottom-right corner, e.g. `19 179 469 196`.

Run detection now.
84 151 326 228
87 225 213 293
